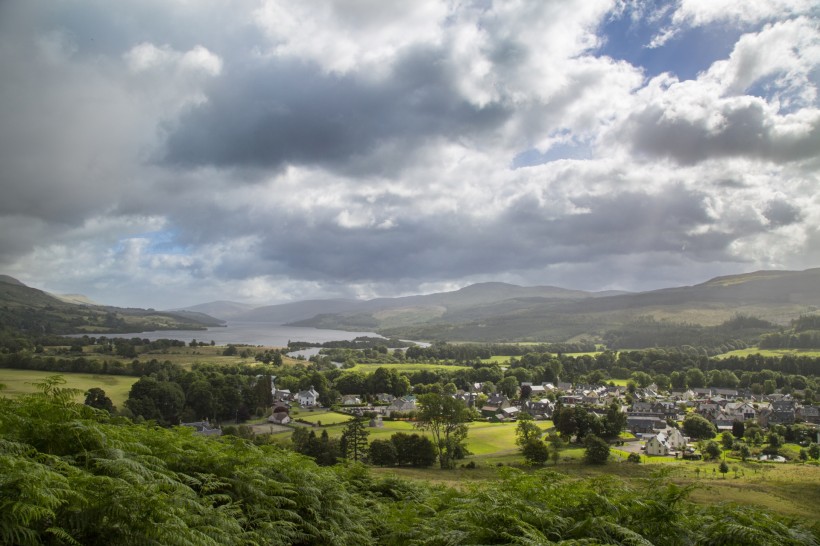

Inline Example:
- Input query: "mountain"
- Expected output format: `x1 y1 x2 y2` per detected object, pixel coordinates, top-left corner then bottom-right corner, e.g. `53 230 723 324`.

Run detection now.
175 300 258 321
217 282 622 326
231 298 362 324
0 275 224 336
284 269 820 342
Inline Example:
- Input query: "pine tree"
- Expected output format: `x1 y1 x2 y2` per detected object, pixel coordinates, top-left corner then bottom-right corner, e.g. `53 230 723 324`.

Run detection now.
341 417 370 462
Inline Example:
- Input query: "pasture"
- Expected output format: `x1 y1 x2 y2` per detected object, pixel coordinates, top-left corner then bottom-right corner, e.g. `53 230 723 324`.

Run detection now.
348 362 472 373
0 369 138 407
717 347 820 358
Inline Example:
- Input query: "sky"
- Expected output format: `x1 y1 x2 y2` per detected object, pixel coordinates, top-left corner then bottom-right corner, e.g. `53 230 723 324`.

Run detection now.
1 0 819 309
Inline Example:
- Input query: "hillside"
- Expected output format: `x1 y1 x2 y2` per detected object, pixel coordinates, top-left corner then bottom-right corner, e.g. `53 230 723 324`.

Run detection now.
0 276 223 336
286 269 820 343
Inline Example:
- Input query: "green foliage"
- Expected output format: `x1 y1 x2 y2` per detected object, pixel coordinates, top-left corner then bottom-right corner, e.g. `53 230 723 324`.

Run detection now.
514 415 541 447
683 413 717 440
390 433 436 467
368 439 398 466
704 440 722 460
415 393 470 469
1 382 818 546
583 434 610 465
83 387 115 414
340 417 370 462
0 377 371 545
521 439 549 465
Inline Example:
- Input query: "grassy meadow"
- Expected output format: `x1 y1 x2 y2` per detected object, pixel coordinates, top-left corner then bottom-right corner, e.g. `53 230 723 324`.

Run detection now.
717 347 820 358
348 362 472 373
0 369 138 407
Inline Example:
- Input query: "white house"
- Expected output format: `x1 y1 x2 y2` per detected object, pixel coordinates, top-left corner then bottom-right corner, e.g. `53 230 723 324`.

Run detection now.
645 429 687 456
297 386 320 407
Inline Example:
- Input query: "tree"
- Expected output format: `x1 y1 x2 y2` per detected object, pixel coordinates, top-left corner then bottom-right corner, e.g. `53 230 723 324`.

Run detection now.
682 414 716 440
498 376 519 399
515 414 542 447
84 387 115 413
719 460 729 478
809 443 820 461
416 393 470 469
522 440 549 465
369 439 398 466
125 377 185 425
720 431 735 450
391 433 437 467
602 402 627 440
685 368 706 389
583 434 610 465
703 441 721 460
731 420 745 439
340 418 370 462
738 443 751 462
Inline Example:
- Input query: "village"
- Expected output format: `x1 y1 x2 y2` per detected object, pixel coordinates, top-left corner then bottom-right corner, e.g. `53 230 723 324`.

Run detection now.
260 376 820 462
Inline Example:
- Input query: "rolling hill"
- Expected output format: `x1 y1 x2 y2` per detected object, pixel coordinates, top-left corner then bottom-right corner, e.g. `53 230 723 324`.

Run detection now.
0 276 224 336
277 269 820 343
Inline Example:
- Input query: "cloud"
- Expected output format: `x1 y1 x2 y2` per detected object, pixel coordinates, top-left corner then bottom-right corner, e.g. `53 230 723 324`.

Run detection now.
0 0 818 309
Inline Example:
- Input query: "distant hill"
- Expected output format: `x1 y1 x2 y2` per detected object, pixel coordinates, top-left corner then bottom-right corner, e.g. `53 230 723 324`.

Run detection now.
231 299 362 324
52 293 99 305
282 269 820 343
0 275 224 336
176 300 258 321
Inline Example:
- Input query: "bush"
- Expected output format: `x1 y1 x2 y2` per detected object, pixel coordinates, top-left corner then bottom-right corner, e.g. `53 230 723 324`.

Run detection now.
522 439 549 465
627 452 641 463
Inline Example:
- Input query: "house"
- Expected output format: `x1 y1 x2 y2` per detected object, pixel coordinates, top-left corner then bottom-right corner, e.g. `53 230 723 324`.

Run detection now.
711 410 735 430
645 428 686 456
375 393 395 404
486 393 511 408
387 397 416 414
627 415 666 434
724 401 756 422
268 412 291 425
524 398 554 419
273 388 292 402
180 420 222 436
797 405 820 424
297 386 320 407
341 394 362 406
645 433 671 456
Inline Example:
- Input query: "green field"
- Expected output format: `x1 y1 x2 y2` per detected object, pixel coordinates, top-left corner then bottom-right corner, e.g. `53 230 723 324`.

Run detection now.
481 352 603 365
291 409 354 426
0 369 138 407
717 347 820 358
348 362 472 373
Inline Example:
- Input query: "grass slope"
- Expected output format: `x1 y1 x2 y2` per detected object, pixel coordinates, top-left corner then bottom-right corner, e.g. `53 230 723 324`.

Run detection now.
0 369 137 407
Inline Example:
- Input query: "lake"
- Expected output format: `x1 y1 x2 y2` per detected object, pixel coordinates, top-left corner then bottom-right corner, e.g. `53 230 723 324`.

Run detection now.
75 321 385 347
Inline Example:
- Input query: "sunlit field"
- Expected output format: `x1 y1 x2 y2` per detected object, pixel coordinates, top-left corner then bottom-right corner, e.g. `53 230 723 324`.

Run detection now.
348 362 472 373
0 369 138 407
717 347 820 358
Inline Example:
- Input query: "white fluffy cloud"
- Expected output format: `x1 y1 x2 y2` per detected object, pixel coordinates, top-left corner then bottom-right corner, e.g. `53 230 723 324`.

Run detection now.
0 0 818 307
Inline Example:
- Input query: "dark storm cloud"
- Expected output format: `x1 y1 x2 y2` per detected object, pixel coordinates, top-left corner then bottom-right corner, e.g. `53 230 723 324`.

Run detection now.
196 185 739 286
624 100 820 165
764 199 802 227
162 47 510 175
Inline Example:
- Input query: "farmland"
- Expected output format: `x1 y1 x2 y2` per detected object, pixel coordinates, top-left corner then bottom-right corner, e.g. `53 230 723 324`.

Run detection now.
0 369 137 407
